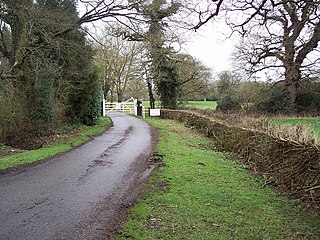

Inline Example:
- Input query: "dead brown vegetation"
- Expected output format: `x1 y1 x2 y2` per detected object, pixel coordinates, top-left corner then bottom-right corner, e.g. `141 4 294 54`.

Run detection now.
189 108 318 145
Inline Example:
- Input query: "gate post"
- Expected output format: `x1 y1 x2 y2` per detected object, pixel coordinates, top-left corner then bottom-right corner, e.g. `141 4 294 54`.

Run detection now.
102 97 106 116
134 99 138 116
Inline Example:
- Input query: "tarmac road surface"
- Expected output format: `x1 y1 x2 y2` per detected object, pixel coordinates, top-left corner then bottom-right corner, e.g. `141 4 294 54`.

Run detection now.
0 112 155 240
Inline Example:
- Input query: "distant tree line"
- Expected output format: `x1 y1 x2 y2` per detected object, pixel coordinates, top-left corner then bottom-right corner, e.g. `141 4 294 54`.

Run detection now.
194 0 320 113
1 0 319 148
0 0 212 148
93 0 213 108
212 71 320 115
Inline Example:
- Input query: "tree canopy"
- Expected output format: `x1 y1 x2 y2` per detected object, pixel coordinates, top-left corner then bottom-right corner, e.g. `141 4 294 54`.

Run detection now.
192 0 320 109
0 0 101 147
1 0 320 148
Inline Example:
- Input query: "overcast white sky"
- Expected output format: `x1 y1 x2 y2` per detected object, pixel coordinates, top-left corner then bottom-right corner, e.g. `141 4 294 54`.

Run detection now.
86 22 236 75
183 22 236 74
79 3 236 75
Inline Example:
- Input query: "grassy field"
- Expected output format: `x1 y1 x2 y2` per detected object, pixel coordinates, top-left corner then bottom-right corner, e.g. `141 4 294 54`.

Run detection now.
271 117 320 135
142 101 162 108
117 117 320 240
0 117 112 171
142 100 217 110
182 100 217 110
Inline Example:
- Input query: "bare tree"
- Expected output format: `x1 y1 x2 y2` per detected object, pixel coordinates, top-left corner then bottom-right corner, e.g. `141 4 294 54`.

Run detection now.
192 0 320 106
78 0 147 25
175 53 212 101
94 27 143 102
230 0 320 104
214 70 241 97
0 0 149 80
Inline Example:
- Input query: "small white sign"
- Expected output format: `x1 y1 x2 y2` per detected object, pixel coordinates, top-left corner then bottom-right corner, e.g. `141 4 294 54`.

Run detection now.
150 109 161 116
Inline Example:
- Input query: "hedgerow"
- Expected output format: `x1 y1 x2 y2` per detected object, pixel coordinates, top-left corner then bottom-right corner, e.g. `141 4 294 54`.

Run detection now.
160 109 320 210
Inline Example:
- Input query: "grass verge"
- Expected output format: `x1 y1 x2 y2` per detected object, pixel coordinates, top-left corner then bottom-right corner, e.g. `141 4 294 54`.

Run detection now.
117 117 320 240
0 117 112 171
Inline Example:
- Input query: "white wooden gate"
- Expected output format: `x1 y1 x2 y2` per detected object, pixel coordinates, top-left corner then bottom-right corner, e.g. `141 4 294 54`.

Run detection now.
104 97 150 118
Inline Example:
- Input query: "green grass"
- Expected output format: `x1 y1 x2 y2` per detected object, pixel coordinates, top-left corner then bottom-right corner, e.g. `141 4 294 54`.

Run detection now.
142 101 217 110
117 118 320 240
0 117 112 171
0 144 6 155
271 117 320 135
182 100 217 110
142 101 162 108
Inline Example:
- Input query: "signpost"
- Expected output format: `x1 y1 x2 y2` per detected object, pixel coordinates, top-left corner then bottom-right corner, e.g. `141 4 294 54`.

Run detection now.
150 109 161 117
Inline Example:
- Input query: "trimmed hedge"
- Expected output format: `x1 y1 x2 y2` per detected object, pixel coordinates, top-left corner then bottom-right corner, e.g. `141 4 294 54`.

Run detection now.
160 109 320 209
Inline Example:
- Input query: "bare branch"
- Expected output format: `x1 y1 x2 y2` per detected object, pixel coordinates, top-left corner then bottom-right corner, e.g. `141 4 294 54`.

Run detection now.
193 0 224 30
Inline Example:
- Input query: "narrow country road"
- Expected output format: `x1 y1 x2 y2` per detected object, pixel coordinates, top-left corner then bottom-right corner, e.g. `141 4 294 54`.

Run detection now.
0 112 156 240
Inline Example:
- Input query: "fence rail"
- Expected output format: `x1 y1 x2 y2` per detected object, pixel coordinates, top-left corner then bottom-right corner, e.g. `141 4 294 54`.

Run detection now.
105 101 148 118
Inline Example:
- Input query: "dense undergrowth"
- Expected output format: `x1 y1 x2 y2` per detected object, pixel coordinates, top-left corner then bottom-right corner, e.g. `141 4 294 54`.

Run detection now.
0 117 111 171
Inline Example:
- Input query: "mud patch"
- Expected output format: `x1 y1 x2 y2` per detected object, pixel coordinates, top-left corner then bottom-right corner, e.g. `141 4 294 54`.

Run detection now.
97 125 133 160
148 153 164 163
124 126 133 135
92 159 107 166
78 126 134 184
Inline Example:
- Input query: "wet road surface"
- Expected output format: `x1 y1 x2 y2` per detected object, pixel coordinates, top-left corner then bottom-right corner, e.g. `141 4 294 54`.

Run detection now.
0 112 155 240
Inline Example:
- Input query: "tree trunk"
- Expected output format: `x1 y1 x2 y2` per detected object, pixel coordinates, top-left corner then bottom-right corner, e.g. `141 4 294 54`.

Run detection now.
285 64 301 105
9 0 32 71
110 90 114 104
117 91 123 103
147 79 155 109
